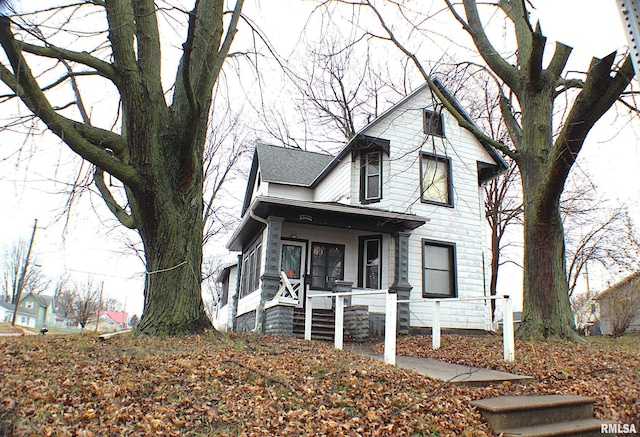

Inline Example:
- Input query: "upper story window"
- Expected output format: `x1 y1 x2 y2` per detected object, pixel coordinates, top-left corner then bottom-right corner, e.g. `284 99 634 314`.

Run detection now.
360 151 382 204
424 109 444 137
25 301 34 309
420 153 453 206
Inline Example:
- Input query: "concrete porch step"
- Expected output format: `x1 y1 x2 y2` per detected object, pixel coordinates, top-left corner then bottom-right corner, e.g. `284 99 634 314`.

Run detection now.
471 394 594 428
293 309 334 341
471 395 615 437
499 418 614 437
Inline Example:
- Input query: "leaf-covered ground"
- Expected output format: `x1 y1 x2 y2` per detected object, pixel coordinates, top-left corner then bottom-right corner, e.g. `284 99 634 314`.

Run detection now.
0 332 637 436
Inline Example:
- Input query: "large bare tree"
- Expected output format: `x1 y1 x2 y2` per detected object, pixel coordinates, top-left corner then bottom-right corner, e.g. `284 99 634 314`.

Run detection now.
0 1 244 335
446 0 634 339
346 0 635 339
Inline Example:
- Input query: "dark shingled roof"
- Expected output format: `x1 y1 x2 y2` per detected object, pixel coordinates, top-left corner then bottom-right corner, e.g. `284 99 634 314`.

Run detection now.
256 144 334 186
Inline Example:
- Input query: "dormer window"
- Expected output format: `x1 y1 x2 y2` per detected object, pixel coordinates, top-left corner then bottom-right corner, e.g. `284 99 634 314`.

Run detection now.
360 151 382 204
424 109 444 137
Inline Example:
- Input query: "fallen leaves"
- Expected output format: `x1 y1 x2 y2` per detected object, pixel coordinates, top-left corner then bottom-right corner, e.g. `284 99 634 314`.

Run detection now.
0 332 637 436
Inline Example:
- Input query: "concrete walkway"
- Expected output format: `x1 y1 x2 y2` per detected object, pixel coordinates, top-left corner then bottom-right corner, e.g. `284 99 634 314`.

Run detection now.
346 344 532 387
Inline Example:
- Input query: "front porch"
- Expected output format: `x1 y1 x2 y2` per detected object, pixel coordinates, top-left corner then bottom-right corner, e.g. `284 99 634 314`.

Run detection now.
227 195 427 337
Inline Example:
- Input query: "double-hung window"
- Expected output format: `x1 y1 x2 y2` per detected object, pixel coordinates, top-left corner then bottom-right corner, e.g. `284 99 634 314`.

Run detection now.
420 153 452 206
240 238 262 298
360 151 382 203
358 236 382 289
422 240 456 298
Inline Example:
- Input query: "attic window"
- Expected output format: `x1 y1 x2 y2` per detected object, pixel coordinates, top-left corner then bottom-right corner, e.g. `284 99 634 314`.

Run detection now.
424 109 444 137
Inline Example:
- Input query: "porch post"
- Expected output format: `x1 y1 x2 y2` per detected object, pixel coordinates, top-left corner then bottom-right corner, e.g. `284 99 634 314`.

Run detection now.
389 232 412 335
256 216 284 332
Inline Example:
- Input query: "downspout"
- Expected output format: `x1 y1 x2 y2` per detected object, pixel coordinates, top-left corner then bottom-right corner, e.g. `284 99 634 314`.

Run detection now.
250 209 268 225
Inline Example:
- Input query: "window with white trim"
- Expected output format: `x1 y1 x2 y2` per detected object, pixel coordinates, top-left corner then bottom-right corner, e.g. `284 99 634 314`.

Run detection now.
422 240 456 298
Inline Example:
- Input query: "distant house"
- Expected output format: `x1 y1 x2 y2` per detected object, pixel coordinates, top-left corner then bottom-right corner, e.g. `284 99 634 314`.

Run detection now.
19 292 55 328
87 311 129 332
214 79 508 337
597 272 640 336
212 263 239 332
0 301 39 328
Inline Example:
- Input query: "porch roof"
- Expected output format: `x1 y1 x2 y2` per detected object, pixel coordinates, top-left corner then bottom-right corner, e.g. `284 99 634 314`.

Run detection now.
227 195 427 251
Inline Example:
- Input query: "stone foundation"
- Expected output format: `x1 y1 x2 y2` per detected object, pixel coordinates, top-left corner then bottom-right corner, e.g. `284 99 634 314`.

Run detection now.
264 305 294 337
236 311 256 332
345 305 369 343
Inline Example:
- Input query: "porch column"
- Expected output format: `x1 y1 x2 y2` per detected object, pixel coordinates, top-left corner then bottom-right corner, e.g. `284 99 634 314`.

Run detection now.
389 232 412 335
256 216 284 332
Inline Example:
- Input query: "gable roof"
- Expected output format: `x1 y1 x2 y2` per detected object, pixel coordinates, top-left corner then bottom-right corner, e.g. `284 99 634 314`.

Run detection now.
21 292 54 308
98 311 128 325
257 144 334 185
0 301 38 317
241 143 334 215
597 271 640 300
310 78 509 187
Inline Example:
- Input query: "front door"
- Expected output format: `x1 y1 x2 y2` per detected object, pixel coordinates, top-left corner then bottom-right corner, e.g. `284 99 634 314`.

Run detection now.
280 241 307 308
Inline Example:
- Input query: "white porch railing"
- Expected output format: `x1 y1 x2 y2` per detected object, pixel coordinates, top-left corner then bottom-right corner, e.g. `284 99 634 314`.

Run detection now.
398 295 515 363
304 291 516 365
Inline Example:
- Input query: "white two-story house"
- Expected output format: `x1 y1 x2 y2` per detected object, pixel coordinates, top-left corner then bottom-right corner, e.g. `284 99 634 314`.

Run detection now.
215 79 508 337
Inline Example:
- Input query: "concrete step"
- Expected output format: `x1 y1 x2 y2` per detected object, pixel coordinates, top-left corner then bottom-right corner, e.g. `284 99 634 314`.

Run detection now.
500 418 615 437
471 395 594 429
293 309 335 341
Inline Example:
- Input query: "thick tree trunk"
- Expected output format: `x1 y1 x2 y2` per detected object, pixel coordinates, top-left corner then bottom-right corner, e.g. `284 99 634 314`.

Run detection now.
134 189 212 336
516 90 577 340
518 200 577 339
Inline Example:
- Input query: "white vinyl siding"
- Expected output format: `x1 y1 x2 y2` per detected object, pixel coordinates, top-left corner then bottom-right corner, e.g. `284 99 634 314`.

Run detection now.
355 86 493 330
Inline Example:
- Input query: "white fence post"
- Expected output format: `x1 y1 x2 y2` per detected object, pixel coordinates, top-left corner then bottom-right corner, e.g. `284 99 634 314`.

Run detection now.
384 292 397 365
335 295 345 350
432 300 441 350
304 294 312 341
502 295 515 362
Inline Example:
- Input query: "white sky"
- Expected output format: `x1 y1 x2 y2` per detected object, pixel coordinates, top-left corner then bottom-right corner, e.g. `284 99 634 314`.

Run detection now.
0 0 637 316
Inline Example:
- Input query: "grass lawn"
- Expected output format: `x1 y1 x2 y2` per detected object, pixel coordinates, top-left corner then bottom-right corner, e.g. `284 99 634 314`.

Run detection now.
0 332 637 436
0 322 23 335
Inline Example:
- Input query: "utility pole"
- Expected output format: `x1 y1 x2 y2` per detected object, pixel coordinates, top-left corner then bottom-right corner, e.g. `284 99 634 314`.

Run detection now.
617 0 640 77
95 281 104 332
12 219 38 326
